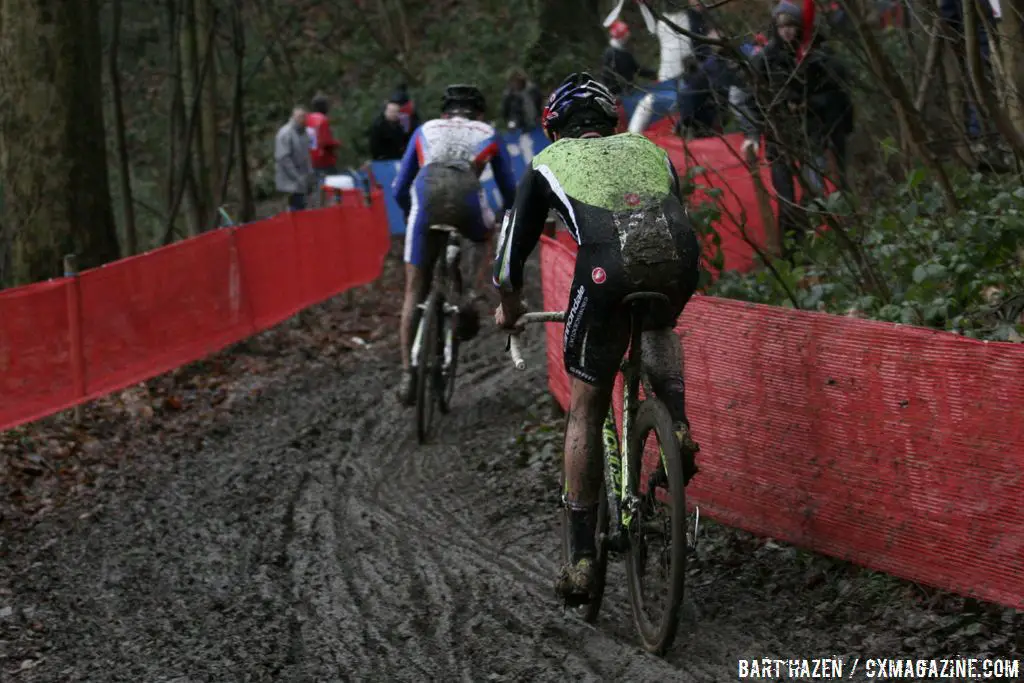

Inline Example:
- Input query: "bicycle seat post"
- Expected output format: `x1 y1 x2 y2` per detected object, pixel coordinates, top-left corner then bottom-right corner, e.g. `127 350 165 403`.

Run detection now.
620 291 670 371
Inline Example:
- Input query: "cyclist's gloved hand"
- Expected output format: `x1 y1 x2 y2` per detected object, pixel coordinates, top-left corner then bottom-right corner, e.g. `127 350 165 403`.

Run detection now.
494 297 526 330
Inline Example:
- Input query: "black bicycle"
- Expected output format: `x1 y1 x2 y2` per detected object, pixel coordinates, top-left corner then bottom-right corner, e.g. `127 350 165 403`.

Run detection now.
411 225 463 443
508 292 700 655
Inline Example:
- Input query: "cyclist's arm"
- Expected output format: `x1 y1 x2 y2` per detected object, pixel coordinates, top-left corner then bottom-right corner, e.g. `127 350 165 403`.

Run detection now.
486 137 518 210
392 127 421 214
492 167 552 293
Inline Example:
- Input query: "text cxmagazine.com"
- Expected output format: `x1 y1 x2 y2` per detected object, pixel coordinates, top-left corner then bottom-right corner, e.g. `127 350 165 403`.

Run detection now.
737 656 1021 679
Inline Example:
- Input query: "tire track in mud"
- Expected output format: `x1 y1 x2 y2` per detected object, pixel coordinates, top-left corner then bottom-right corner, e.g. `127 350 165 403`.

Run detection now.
296 320 688 681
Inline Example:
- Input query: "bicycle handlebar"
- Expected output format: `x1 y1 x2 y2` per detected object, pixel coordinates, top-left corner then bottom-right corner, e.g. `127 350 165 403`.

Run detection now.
507 311 566 370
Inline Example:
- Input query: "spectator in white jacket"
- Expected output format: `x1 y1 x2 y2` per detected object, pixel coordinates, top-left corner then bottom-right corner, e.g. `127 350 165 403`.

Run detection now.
275 107 314 212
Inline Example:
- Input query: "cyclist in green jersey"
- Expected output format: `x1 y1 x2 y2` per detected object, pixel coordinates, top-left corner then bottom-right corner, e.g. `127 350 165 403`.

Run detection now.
492 72 702 604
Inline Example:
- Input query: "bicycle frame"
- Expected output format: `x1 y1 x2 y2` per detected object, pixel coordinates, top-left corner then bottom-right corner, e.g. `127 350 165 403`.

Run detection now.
602 312 646 551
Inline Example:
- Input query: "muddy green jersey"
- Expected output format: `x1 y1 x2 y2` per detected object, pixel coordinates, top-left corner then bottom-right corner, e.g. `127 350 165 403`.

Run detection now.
493 132 683 291
529 132 677 213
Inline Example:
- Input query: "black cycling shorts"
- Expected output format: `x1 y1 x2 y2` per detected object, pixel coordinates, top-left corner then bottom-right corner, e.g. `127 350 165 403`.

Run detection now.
562 197 700 387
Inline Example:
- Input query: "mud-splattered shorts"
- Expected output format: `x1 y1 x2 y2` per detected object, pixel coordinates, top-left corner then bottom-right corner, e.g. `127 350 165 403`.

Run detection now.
562 197 700 386
404 162 494 268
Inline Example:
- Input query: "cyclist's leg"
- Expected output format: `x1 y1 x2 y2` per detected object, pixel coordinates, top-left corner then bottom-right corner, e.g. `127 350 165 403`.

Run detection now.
558 245 629 598
398 171 444 404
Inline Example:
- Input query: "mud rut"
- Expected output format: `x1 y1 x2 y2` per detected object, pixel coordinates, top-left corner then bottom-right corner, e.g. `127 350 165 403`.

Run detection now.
7 252 1009 683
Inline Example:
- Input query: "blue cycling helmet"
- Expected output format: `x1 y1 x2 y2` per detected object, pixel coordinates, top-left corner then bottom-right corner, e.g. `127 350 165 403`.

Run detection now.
541 72 619 141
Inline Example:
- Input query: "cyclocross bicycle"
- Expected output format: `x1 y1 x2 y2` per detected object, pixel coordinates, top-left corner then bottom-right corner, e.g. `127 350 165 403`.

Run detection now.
507 292 700 655
410 224 463 444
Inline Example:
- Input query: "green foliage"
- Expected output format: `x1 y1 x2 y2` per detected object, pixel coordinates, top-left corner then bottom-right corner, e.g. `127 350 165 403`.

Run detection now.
681 166 726 289
710 169 1024 342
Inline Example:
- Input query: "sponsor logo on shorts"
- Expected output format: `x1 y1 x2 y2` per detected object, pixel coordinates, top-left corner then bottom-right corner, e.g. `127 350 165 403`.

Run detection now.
565 284 587 347
591 267 606 284
568 366 597 383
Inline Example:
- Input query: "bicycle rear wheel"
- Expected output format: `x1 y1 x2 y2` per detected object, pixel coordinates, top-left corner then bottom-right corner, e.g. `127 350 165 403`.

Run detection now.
560 477 609 623
624 397 687 655
415 290 443 443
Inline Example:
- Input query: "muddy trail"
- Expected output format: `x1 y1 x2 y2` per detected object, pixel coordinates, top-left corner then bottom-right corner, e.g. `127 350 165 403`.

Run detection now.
3 242 1021 682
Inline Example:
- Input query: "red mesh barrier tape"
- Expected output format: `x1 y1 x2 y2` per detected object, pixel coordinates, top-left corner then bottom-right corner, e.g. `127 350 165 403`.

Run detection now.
539 234 1024 609
0 193 389 431
80 229 253 397
0 281 78 427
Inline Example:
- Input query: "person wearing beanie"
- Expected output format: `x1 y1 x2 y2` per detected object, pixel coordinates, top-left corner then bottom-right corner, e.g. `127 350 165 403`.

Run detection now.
737 0 853 258
389 84 422 136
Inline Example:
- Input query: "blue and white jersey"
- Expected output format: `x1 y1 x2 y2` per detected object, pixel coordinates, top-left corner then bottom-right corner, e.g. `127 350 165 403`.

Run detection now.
392 117 517 214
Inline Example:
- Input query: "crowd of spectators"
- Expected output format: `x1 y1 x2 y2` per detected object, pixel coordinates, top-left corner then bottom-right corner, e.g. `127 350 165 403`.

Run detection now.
273 73 550 212
595 1 855 255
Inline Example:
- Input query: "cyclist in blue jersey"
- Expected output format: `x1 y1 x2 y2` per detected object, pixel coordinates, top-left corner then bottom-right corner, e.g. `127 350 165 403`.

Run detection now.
393 84 518 406
492 73 702 603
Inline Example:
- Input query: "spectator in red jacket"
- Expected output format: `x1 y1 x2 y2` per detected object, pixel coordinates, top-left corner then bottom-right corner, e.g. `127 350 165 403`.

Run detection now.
306 93 341 206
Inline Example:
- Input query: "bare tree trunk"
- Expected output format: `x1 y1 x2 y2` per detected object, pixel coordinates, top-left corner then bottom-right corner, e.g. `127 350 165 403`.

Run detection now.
0 0 119 285
524 0 604 86
963 0 1024 154
181 0 209 233
995 0 1024 133
913 17 944 113
197 0 220 220
232 0 255 223
110 0 137 256
938 22 976 166
839 0 960 211
163 20 218 245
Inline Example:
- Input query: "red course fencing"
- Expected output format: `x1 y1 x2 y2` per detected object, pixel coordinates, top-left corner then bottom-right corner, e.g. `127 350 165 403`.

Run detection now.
3 130 1022 611
540 233 1024 609
0 192 389 431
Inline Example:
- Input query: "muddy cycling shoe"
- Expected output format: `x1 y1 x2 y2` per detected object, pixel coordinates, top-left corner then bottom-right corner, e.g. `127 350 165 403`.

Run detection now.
555 557 597 605
675 423 701 486
396 370 417 407
558 502 599 605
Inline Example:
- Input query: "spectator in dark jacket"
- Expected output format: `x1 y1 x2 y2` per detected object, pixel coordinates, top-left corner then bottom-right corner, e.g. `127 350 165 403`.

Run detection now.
739 1 853 253
677 28 744 137
368 99 411 161
601 20 657 96
502 68 543 131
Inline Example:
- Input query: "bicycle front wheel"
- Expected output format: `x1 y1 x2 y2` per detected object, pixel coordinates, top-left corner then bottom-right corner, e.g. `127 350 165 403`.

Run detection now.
624 398 687 655
415 290 443 443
